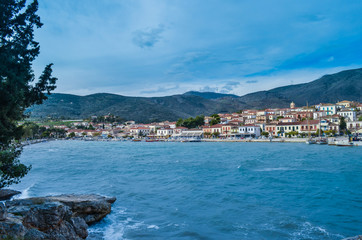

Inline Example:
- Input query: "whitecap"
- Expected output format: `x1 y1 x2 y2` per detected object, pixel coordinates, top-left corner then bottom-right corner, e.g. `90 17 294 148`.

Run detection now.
254 167 292 172
291 221 344 240
14 184 34 199
147 225 160 230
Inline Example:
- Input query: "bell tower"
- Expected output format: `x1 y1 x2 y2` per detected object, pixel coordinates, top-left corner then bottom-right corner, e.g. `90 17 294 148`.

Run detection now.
290 101 295 109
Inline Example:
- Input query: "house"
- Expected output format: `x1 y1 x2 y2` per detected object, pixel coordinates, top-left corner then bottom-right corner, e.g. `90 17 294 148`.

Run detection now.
337 109 356 121
275 122 302 137
298 120 319 134
156 128 173 138
173 129 203 140
221 125 234 136
337 100 354 108
173 127 188 135
265 124 277 136
313 111 327 119
318 104 337 115
130 127 151 136
279 117 296 123
244 118 257 125
236 125 261 137
347 121 362 131
208 124 223 134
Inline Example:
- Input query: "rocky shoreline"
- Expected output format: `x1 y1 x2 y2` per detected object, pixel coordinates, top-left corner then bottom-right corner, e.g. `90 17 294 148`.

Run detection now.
0 191 115 239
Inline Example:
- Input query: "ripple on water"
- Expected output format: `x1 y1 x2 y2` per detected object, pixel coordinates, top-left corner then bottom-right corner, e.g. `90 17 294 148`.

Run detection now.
14 141 362 239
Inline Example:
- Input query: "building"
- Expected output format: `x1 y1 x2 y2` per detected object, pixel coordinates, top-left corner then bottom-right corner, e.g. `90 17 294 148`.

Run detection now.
236 125 261 138
337 109 356 121
156 128 173 138
318 104 337 115
337 100 354 108
130 127 151 136
290 101 296 109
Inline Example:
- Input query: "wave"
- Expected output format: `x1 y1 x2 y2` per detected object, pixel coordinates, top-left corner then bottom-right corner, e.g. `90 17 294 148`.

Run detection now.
291 222 345 240
14 184 34 199
254 167 294 172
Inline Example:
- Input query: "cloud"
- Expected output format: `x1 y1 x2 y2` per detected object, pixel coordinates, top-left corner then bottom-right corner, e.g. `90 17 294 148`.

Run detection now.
132 25 165 48
199 86 219 92
220 81 240 93
35 0 362 97
327 56 335 62
246 80 258 84
140 85 179 94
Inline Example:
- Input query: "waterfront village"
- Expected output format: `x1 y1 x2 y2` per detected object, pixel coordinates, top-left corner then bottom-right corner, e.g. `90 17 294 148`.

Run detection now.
26 100 362 144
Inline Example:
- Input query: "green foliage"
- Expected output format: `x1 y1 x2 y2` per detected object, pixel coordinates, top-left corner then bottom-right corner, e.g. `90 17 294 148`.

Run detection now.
339 117 347 134
212 132 220 137
359 116 362 121
90 114 124 124
276 116 284 120
0 0 56 188
261 132 269 137
0 144 31 189
176 115 204 129
285 131 299 137
210 114 221 126
68 132 76 138
315 129 323 136
324 130 336 136
21 122 39 139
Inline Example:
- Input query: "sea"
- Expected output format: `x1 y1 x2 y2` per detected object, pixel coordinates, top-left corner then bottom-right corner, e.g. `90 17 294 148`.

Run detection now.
12 140 362 240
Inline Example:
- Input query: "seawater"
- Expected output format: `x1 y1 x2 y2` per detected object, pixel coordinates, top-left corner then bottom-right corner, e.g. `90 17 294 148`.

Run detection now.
13 140 362 240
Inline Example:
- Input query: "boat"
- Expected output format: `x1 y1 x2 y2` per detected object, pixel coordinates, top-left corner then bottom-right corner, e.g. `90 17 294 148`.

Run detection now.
306 138 316 144
180 138 201 142
316 138 328 145
334 139 354 147
315 117 328 145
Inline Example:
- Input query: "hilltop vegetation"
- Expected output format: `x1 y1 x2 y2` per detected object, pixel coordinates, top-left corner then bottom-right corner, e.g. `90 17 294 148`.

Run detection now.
27 68 362 122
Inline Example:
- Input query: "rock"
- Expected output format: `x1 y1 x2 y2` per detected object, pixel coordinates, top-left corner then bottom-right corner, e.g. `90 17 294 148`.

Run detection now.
0 194 115 239
44 194 116 225
0 203 7 221
0 189 21 200
71 217 88 239
343 236 362 240
22 202 71 231
24 228 49 240
0 215 27 238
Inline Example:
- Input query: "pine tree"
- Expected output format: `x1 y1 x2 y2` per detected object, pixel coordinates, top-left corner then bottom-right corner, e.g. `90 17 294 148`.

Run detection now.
0 0 57 188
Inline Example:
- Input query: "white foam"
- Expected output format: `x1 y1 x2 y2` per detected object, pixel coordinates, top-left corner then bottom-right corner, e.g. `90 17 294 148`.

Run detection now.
254 167 292 172
147 225 160 230
291 221 344 239
14 184 34 199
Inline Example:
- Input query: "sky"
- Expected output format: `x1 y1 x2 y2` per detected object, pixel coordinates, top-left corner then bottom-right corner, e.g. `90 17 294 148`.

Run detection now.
33 0 362 97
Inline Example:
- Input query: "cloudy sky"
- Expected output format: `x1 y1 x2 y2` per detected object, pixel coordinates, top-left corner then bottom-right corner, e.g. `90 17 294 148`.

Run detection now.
33 0 362 97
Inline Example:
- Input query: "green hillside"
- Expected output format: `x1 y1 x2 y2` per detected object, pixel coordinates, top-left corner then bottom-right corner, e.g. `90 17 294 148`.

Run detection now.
27 68 362 122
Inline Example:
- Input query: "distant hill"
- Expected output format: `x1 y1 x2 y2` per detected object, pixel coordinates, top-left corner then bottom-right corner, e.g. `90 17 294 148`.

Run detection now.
27 68 362 122
238 68 362 108
27 93 249 122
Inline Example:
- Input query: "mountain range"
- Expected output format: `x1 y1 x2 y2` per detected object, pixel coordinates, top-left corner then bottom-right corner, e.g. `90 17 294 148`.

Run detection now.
27 68 362 122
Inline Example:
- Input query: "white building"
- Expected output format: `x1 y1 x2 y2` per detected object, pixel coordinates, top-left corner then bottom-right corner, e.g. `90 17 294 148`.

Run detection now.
236 125 261 137
318 104 337 115
347 121 362 131
337 109 356 121
130 127 151 136
156 128 173 137
313 111 327 119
